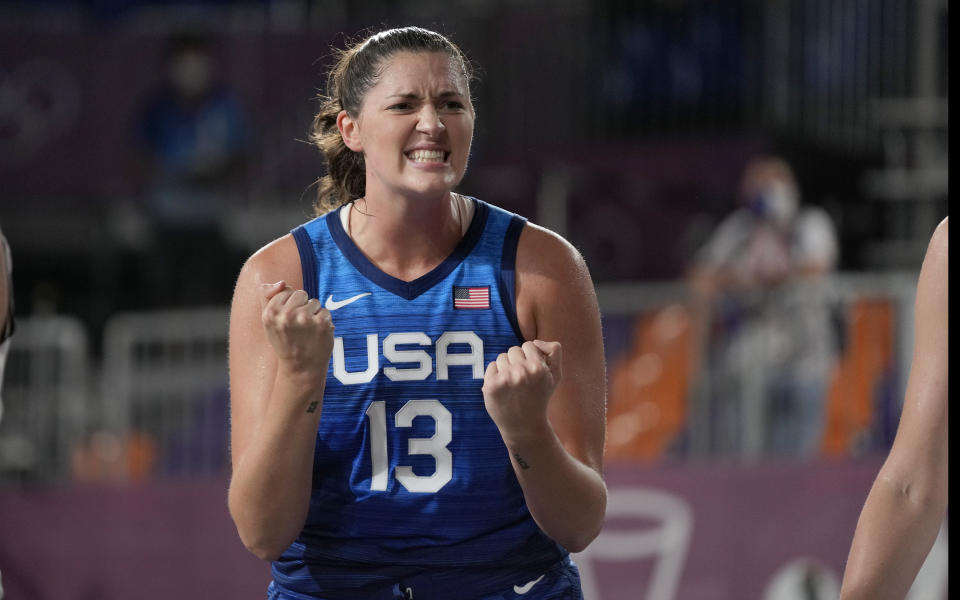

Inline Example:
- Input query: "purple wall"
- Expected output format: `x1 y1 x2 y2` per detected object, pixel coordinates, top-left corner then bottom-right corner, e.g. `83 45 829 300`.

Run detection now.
0 459 885 599
0 478 271 599
581 459 881 599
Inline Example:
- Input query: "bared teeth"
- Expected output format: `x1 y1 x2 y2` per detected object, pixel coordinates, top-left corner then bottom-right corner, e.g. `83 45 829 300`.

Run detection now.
407 150 446 162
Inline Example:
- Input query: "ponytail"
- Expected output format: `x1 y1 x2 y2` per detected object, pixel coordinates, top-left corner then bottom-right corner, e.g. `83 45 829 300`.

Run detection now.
309 94 365 215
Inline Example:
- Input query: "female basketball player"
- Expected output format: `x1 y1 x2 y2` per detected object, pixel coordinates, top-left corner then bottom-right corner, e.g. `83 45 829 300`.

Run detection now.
227 27 607 599
839 217 948 599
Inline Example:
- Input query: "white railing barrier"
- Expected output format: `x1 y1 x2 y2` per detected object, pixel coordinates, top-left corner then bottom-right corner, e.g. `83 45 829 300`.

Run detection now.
0 315 89 482
100 306 229 480
0 271 920 483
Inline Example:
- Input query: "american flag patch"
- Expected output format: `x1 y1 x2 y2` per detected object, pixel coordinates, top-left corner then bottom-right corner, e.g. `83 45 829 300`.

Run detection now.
453 286 490 309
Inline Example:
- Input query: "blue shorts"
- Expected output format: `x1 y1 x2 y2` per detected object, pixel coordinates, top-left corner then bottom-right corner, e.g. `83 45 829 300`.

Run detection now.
267 555 583 600
475 556 582 600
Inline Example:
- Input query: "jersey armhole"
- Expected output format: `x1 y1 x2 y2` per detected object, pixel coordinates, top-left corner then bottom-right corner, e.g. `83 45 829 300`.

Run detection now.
498 216 527 342
291 225 319 300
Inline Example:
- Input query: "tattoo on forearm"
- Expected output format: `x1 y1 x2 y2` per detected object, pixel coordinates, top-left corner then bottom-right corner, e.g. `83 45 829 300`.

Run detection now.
513 452 531 470
306 400 320 413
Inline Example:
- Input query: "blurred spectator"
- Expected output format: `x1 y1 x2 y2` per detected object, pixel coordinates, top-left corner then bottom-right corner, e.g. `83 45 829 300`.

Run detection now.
689 156 839 458
132 31 250 308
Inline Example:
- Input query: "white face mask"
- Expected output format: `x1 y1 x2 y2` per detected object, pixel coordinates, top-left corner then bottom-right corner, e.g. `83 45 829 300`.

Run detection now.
169 52 213 97
752 179 798 227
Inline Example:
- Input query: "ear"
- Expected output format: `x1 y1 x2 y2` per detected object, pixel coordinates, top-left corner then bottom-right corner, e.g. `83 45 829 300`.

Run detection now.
337 110 363 153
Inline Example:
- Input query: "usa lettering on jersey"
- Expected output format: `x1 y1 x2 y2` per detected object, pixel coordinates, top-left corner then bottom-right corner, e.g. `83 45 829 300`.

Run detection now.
332 331 484 385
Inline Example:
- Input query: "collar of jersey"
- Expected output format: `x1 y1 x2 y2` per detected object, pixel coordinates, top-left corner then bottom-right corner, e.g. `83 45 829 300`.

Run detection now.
326 196 489 301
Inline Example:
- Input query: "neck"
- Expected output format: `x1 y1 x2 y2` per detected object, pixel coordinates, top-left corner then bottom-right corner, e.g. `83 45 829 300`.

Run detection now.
347 191 464 282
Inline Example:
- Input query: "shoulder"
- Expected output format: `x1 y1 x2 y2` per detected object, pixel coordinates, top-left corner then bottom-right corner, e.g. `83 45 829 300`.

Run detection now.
703 208 756 249
235 233 303 294
516 222 590 283
514 223 597 340
230 233 304 335
0 227 10 342
796 205 837 234
916 217 948 292
239 213 335 290
694 208 754 265
0 225 9 269
927 216 948 261
792 206 838 262
713 208 755 235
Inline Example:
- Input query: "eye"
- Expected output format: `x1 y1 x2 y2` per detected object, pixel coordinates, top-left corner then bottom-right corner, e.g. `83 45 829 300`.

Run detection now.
388 102 413 111
441 100 466 111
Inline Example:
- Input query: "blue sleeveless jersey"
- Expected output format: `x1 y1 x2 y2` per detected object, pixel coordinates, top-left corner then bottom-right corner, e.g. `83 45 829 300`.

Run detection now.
273 198 568 599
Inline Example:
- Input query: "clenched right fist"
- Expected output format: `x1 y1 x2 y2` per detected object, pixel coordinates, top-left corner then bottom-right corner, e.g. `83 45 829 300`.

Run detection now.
259 281 335 375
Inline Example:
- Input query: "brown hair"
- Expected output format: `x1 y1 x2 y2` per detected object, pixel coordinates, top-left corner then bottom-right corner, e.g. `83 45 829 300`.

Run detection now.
309 27 474 215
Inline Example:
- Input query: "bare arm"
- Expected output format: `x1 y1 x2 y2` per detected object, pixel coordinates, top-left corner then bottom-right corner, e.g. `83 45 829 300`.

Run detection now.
0 230 9 335
839 217 949 599
227 235 335 561
482 223 607 553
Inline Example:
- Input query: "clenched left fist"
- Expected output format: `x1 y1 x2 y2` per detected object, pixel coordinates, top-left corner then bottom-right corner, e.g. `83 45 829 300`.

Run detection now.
482 340 562 436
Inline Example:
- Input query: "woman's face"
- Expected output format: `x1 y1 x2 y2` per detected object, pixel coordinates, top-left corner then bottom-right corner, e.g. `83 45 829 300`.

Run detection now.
341 51 474 201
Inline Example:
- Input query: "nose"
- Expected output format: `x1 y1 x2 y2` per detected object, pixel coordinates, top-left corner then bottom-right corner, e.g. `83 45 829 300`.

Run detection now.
415 104 445 136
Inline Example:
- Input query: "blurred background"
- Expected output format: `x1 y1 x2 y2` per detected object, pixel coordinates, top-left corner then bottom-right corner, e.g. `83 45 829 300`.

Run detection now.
0 0 948 598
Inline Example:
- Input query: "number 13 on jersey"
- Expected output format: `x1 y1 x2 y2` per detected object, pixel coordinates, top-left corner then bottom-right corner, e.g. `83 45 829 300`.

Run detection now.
365 399 453 493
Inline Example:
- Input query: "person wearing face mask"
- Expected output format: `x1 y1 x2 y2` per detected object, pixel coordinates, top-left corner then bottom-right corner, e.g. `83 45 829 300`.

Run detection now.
132 32 250 308
689 156 839 458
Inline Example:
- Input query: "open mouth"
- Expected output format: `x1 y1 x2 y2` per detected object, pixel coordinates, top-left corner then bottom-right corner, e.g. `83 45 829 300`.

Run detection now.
406 149 449 163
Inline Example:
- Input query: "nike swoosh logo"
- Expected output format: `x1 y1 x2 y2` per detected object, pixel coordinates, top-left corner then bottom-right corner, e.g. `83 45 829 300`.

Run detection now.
513 574 545 595
324 293 371 311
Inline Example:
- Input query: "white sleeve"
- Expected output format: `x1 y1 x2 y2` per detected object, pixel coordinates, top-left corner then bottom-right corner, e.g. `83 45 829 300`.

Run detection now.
793 207 838 269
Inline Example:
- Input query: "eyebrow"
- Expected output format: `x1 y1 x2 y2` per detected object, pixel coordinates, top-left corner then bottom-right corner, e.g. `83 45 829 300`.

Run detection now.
386 91 464 100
